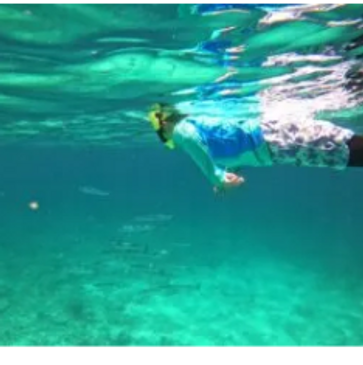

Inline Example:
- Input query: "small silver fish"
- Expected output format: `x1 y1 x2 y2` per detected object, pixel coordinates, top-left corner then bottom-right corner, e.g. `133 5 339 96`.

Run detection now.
134 214 173 223
79 186 110 197
118 224 154 234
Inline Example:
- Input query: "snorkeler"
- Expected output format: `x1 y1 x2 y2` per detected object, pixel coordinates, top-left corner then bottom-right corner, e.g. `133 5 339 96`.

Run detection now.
147 103 363 193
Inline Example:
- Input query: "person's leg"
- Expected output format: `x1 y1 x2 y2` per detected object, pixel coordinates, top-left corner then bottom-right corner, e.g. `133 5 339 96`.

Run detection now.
347 135 363 167
260 118 355 169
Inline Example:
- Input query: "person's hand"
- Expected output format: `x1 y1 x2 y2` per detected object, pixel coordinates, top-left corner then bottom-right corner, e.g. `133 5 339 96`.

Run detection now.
213 172 244 194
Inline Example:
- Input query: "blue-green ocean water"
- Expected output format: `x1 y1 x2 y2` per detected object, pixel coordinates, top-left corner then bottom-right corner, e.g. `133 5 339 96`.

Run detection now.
1 4 363 346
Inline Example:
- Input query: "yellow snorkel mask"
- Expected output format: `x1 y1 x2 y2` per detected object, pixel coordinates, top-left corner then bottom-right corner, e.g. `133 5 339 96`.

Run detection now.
148 103 175 149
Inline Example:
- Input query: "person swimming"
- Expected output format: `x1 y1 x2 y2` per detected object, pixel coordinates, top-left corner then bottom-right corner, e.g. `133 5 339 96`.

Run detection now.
147 102 363 193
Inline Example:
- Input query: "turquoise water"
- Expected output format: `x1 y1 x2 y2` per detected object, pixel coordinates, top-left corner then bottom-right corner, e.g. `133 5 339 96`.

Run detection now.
1 4 363 346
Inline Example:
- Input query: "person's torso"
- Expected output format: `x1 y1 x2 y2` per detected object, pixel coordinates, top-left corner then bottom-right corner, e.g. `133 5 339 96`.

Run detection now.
184 117 271 166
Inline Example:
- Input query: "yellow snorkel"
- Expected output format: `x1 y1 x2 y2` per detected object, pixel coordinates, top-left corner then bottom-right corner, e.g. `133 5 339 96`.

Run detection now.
148 103 176 149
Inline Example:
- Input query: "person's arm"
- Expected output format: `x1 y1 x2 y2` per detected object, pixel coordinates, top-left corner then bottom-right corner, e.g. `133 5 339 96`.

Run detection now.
173 122 227 188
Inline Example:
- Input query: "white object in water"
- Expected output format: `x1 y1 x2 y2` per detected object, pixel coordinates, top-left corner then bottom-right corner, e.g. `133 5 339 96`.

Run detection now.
29 201 39 210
